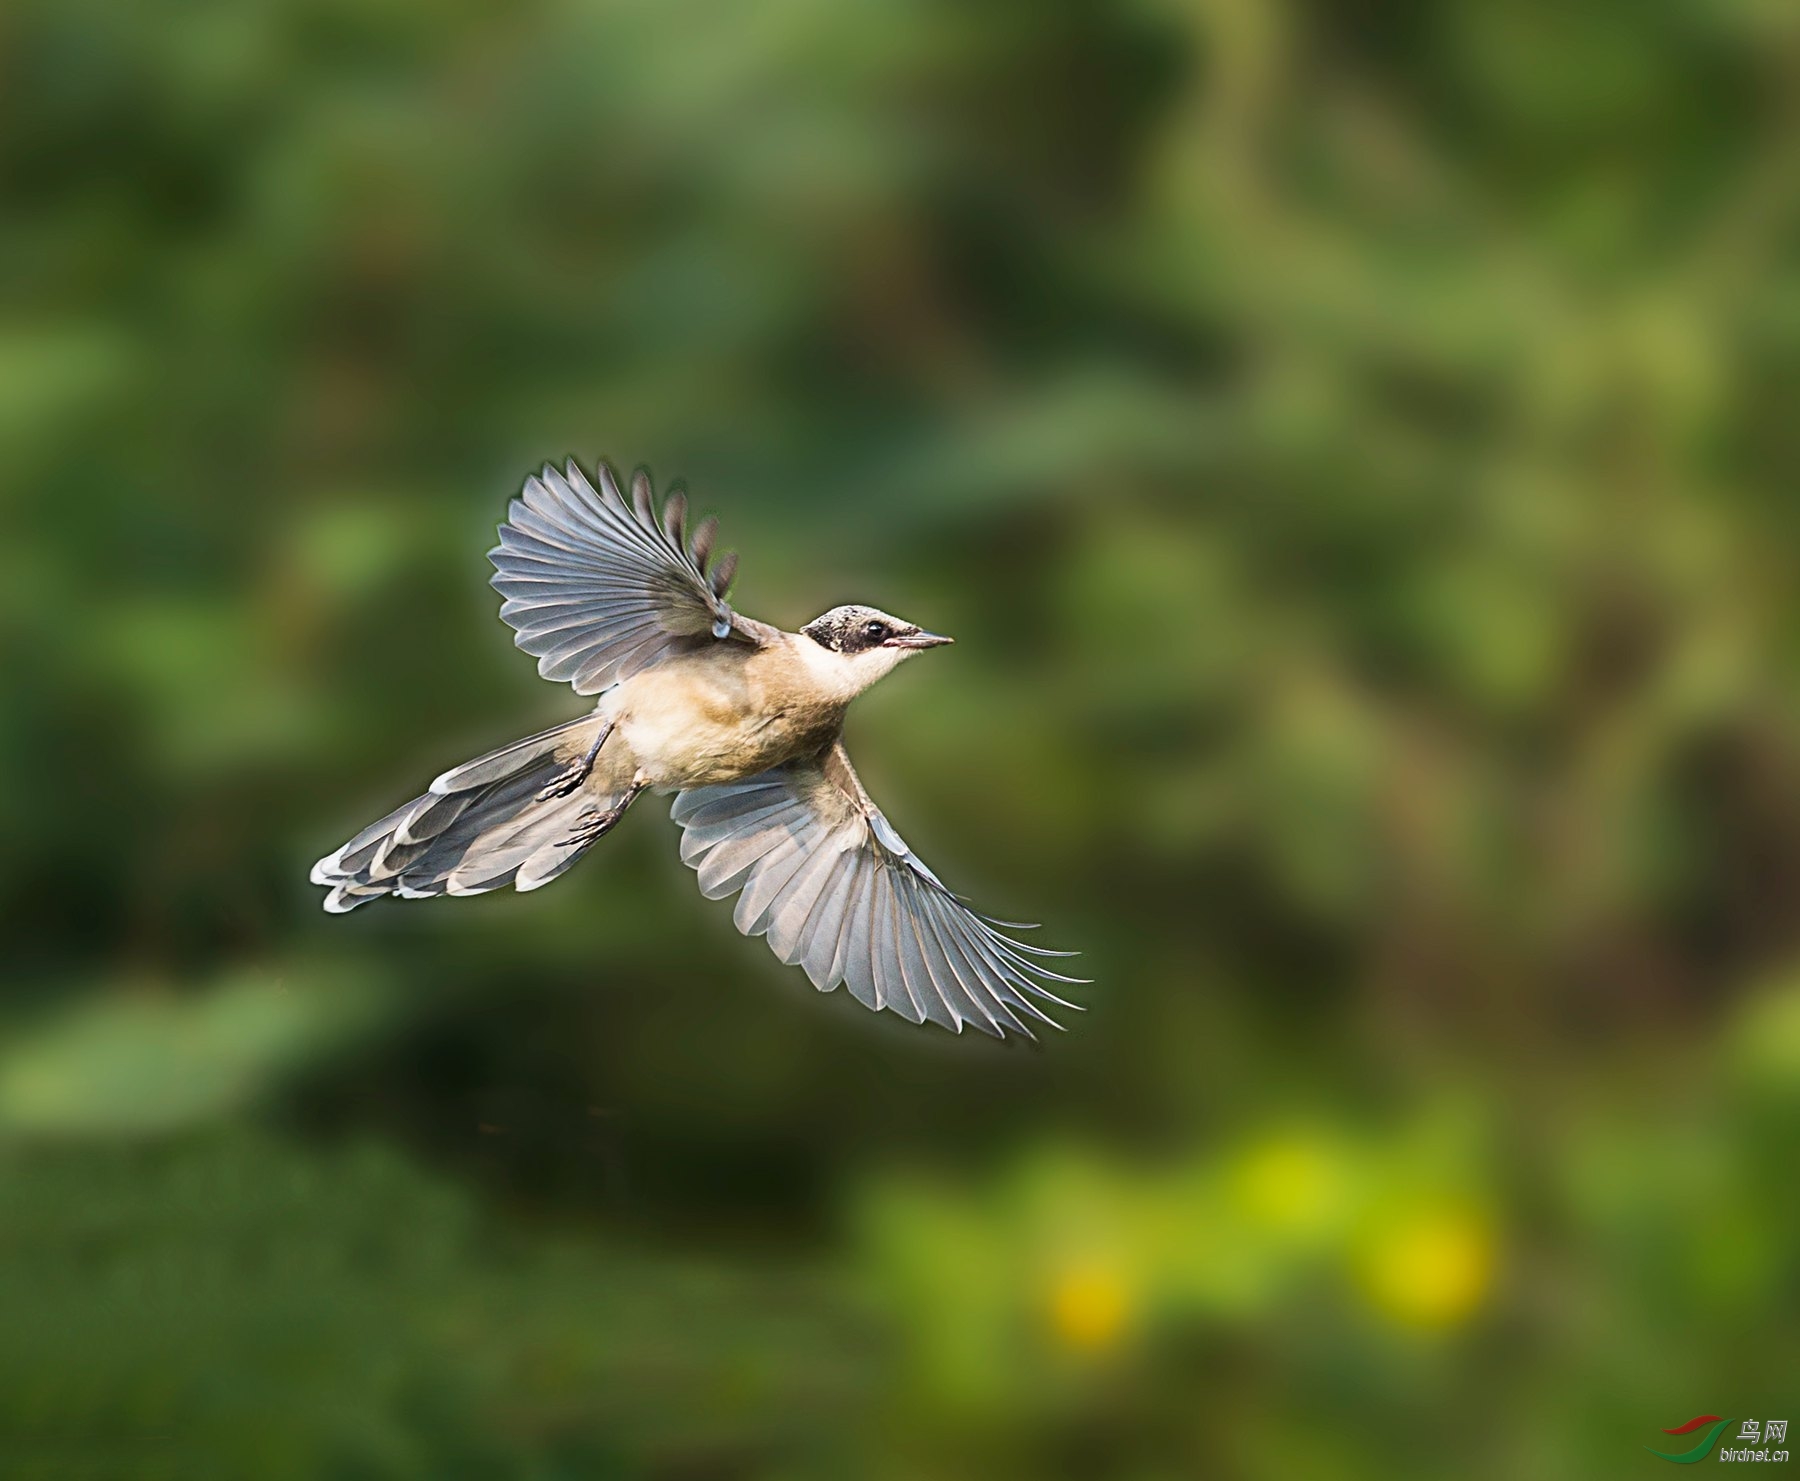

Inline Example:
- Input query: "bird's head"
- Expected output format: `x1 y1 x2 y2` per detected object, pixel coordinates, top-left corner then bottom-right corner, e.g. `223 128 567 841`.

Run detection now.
800 604 953 695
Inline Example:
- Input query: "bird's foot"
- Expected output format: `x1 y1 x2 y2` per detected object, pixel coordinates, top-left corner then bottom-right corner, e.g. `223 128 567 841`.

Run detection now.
535 762 591 803
559 804 624 848
557 779 648 848
535 719 615 802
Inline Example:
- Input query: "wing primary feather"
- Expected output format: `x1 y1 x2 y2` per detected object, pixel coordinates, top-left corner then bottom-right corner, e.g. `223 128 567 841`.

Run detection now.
533 468 646 566
922 891 1031 1038
578 470 680 570
676 788 788 834
869 870 919 1021
913 890 1007 1037
497 518 588 562
892 872 956 1029
885 878 931 1025
519 472 594 544
498 600 645 643
977 934 1089 1006
925 892 1031 1028
513 487 609 547
691 515 718 573
528 618 635 670
691 793 804 858
762 837 845 962
993 937 1084 959
496 593 658 629
590 463 681 569
976 923 1093 987
487 547 589 581
836 855 879 1009
733 834 814 935
494 456 746 692
549 463 621 544
958 926 1074 1024
698 822 804 900
710 550 738 596
944 908 1060 1021
677 806 793 868
667 751 1078 1040
864 867 896 1012
908 875 1006 1034
884 873 922 1020
501 566 677 595
794 846 857 987
596 461 629 509
676 792 793 841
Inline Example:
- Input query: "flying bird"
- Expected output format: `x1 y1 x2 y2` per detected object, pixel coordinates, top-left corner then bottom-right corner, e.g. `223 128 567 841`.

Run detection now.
312 459 1085 1038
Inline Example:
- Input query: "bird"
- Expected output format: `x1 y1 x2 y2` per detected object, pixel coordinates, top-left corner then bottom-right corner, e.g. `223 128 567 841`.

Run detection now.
311 458 1085 1039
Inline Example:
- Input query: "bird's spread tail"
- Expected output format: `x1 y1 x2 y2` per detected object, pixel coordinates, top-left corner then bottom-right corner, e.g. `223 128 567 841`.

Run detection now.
311 714 636 911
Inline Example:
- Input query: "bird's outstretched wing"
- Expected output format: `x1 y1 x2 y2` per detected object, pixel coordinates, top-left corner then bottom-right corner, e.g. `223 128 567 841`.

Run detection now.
490 459 769 694
671 741 1086 1039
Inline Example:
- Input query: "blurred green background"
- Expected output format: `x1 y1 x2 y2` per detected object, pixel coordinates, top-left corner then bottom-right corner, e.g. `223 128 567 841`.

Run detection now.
5 0 1800 1476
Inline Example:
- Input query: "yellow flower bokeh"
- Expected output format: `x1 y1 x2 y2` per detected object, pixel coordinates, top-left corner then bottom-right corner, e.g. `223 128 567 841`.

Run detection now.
1230 1132 1350 1239
1357 1204 1497 1331
1045 1256 1135 1354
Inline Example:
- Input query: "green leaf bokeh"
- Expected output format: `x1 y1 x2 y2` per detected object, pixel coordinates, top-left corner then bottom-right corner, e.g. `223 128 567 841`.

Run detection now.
5 0 1800 1475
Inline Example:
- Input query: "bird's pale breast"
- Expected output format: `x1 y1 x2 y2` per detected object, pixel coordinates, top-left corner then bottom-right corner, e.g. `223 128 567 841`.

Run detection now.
610 642 843 789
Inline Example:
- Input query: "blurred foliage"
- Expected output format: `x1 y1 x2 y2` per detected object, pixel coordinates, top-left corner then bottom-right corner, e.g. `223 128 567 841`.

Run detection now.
4 0 1800 1475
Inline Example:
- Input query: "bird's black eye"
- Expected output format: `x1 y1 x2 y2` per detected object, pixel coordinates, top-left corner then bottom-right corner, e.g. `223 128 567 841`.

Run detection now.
863 621 887 641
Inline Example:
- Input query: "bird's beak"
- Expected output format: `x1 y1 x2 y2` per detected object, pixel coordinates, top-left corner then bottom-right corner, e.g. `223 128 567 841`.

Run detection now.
887 630 954 650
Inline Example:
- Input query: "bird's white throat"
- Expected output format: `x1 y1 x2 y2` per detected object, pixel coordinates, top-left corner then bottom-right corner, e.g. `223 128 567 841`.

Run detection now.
792 632 914 702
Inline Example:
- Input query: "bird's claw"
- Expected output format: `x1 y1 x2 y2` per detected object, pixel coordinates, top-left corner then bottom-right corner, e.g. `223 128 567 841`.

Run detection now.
536 763 590 803
559 803 625 848
536 720 614 802
557 777 648 848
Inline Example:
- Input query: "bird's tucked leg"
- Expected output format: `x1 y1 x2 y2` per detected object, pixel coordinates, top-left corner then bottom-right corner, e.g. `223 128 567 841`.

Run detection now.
559 776 649 848
536 719 615 802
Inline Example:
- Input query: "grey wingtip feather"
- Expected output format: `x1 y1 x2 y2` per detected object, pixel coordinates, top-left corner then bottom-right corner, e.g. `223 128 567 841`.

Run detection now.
692 514 718 572
710 549 738 596
489 456 745 690
669 769 1087 1045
